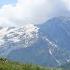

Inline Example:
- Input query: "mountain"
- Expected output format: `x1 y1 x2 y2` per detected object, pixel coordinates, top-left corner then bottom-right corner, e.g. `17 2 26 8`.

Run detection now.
60 62 70 70
0 17 70 67
39 17 70 50
0 24 39 57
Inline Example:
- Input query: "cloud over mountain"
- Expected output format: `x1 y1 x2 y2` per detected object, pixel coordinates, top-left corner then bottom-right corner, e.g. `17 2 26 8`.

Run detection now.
0 0 70 27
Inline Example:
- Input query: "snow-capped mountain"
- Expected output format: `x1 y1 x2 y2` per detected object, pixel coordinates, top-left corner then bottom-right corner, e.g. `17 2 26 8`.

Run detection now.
0 24 39 56
0 17 70 67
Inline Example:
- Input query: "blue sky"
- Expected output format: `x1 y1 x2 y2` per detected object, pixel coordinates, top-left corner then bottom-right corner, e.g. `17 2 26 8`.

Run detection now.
0 0 16 6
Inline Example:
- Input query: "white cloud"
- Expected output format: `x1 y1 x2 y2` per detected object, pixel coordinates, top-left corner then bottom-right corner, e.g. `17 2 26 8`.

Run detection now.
0 0 54 27
0 0 69 27
62 0 70 10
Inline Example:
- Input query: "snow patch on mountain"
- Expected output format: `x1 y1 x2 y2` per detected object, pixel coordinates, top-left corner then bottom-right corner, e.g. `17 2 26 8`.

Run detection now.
42 36 70 66
0 24 39 56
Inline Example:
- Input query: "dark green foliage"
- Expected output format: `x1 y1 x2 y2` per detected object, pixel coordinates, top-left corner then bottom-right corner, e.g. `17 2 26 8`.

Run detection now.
0 58 63 70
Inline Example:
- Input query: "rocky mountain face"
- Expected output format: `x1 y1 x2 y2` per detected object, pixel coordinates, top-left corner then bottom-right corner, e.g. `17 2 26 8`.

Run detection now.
0 24 39 56
0 17 70 67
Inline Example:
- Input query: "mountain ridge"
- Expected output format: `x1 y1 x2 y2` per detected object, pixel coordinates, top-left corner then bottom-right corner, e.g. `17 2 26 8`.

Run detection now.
0 16 70 67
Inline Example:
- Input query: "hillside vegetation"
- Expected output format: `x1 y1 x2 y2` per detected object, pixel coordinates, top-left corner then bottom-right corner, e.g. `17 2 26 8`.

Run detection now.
0 58 63 70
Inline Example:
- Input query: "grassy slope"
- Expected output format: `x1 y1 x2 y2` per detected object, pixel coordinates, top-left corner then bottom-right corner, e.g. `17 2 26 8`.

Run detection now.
0 58 62 70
